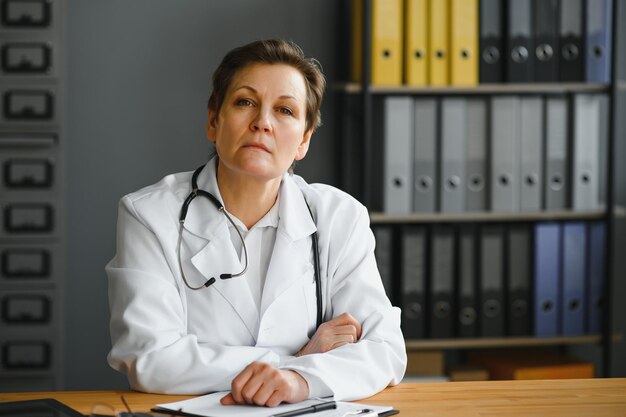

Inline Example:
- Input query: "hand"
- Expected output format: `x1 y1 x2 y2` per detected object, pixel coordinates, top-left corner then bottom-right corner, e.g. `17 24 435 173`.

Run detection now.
296 312 362 356
220 362 309 407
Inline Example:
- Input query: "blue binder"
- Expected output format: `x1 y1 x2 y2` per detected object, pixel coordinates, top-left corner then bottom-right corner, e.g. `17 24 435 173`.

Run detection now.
561 222 587 336
585 0 613 83
534 222 561 337
587 222 606 334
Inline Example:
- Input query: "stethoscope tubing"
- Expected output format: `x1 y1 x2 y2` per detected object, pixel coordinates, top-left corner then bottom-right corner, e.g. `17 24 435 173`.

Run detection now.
177 164 323 329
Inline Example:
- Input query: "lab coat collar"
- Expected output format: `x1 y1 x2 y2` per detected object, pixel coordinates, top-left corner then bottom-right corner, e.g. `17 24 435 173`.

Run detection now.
189 156 317 242
277 170 317 241
181 156 226 241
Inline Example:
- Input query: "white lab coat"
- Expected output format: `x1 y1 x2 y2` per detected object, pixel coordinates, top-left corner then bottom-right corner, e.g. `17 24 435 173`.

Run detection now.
106 158 407 400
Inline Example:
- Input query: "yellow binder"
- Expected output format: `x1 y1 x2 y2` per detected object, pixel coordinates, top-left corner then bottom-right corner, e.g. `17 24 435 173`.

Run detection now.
450 0 478 85
405 0 429 86
351 0 403 85
429 0 449 86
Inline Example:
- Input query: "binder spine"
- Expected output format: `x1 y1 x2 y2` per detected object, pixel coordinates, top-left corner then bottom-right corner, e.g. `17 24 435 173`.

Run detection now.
479 0 504 83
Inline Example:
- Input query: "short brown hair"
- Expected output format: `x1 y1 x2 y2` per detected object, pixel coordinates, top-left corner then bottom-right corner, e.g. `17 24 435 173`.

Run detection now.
208 39 326 133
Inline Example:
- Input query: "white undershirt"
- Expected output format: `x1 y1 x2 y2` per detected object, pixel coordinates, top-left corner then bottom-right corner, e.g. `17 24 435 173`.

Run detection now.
206 164 280 313
224 200 279 312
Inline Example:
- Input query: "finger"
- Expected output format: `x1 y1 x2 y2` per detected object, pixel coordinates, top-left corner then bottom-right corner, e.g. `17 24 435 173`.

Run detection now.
230 364 256 404
327 312 356 326
331 341 350 350
329 313 362 339
251 381 278 406
242 363 280 405
333 324 359 341
330 334 356 349
265 389 287 408
220 393 236 405
240 376 266 404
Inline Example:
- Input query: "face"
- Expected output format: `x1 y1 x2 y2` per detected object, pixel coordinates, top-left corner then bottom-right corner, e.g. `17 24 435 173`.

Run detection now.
206 63 313 182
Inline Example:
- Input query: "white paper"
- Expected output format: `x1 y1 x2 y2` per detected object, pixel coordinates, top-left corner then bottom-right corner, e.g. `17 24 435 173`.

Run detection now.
155 391 393 417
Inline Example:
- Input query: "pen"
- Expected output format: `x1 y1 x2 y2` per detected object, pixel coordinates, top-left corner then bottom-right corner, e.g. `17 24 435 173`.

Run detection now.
270 400 337 417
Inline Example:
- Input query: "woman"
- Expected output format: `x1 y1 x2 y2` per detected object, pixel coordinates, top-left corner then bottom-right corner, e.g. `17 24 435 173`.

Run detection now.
107 39 406 406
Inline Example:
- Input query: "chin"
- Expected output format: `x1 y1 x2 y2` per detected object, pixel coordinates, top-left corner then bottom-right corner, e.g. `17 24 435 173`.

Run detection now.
237 160 283 181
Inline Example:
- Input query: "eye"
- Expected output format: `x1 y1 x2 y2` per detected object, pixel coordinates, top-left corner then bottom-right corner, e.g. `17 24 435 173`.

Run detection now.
278 107 294 116
235 98 254 107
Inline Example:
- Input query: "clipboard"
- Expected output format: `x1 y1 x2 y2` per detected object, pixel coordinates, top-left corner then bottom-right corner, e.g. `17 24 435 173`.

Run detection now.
151 392 400 417
151 407 400 417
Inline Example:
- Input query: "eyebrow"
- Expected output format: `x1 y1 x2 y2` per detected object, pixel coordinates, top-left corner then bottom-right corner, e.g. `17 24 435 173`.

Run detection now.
233 85 299 101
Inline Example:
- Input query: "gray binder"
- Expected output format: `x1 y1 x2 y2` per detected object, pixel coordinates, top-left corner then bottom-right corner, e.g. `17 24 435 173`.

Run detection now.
465 98 488 212
384 97 413 214
401 225 426 339
490 96 520 212
413 98 438 213
519 96 543 211
544 96 569 210
440 98 466 213
572 94 605 210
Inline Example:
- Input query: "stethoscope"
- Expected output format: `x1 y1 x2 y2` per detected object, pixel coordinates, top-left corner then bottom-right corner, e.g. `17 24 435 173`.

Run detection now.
176 164 323 329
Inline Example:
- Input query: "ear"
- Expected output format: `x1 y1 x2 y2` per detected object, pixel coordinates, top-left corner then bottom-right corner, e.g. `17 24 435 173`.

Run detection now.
294 128 313 161
206 107 219 143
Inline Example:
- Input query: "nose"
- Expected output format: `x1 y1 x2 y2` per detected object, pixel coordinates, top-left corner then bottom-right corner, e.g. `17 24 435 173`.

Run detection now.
251 107 272 133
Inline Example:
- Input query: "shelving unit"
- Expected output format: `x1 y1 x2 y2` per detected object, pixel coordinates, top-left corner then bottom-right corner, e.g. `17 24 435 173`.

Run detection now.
339 0 623 377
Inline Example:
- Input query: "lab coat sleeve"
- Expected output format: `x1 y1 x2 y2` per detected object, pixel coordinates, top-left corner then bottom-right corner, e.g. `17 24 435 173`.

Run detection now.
107 195 293 394
278 205 407 400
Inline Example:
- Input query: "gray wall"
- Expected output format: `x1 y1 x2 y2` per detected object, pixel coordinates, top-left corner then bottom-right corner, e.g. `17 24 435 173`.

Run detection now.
64 0 340 389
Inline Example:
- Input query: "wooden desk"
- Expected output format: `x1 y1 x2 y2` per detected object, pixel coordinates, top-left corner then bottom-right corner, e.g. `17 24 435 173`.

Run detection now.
1 378 625 416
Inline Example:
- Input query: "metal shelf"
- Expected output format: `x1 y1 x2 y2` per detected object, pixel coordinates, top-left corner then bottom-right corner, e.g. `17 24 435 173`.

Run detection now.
369 206 626 224
334 82 611 95
405 334 624 351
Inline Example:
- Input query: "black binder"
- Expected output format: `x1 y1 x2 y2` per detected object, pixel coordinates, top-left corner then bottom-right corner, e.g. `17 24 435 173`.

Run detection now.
506 0 534 82
479 0 504 83
559 0 584 81
479 224 505 337
507 224 532 336
533 0 559 82
429 225 455 338
401 225 426 339
457 224 478 337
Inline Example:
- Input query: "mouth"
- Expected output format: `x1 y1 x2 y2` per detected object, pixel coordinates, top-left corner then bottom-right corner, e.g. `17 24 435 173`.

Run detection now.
244 142 271 153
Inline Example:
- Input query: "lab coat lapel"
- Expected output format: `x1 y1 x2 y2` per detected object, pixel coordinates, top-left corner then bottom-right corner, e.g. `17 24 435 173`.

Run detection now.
183 160 259 340
189 229 260 340
261 174 316 317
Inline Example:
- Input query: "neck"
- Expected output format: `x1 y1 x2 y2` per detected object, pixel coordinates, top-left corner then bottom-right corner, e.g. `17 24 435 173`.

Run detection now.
216 160 281 229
